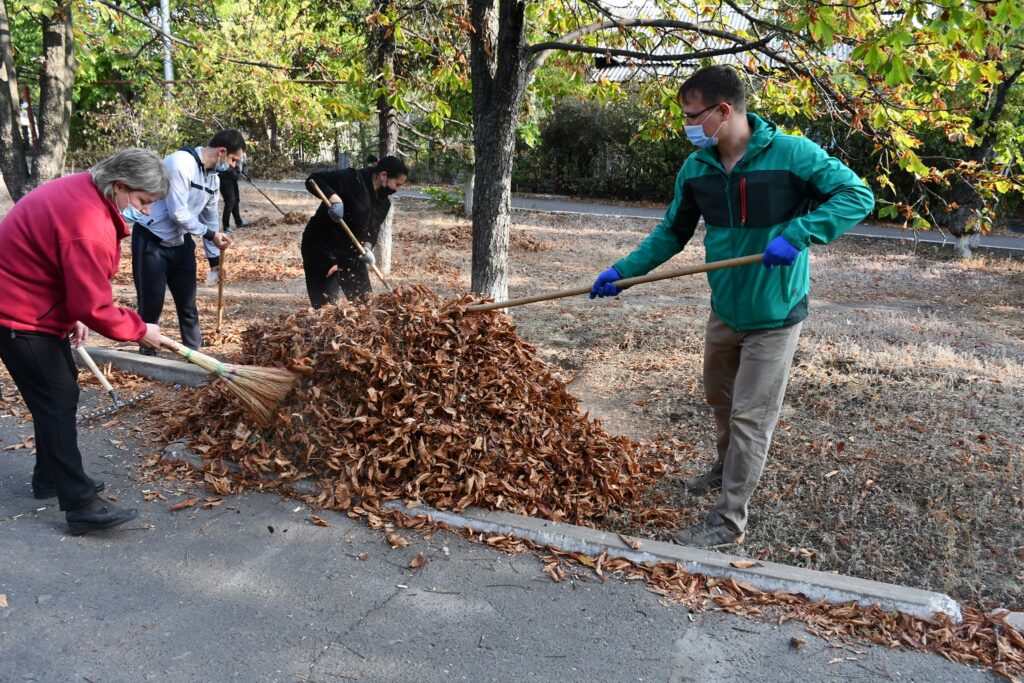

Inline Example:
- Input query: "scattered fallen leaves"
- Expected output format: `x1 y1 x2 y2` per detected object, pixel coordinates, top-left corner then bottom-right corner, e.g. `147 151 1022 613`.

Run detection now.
619 534 643 550
386 533 410 549
791 636 806 649
310 514 330 527
0 594 7 609
357 552 368 561
730 560 763 569
409 552 426 569
169 497 200 511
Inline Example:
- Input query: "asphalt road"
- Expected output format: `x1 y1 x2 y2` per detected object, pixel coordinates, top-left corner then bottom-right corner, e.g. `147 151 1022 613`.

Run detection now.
0 390 996 682
255 180 1024 254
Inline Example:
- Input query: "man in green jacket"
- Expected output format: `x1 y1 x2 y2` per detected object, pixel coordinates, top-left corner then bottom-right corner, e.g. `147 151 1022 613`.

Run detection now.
590 65 875 548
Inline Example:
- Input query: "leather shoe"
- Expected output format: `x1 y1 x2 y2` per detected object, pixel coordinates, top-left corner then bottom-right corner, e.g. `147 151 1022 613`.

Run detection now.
34 478 105 500
65 498 138 535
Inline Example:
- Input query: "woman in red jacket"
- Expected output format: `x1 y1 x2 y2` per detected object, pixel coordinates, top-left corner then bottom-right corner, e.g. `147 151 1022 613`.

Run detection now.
0 148 167 535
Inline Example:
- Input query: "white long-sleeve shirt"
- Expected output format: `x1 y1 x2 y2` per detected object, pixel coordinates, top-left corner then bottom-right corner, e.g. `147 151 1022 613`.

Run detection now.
137 148 220 256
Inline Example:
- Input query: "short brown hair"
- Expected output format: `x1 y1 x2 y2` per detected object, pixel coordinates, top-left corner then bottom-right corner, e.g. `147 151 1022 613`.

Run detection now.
678 65 747 112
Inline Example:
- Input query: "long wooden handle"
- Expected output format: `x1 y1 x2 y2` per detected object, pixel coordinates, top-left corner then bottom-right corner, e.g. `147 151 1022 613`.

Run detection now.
466 253 765 312
75 345 115 393
241 173 288 217
159 335 214 365
307 179 393 291
216 249 226 335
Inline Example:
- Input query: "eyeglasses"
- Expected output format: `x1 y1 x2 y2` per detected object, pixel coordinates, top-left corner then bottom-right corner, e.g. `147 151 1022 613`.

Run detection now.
682 103 722 122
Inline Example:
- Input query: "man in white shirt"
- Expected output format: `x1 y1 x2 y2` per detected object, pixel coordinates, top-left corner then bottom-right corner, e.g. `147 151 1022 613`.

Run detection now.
130 130 241 351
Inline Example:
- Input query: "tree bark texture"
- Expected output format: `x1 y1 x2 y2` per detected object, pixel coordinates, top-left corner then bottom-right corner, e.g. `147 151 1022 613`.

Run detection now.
32 3 74 185
468 0 528 302
373 3 398 275
0 0 33 200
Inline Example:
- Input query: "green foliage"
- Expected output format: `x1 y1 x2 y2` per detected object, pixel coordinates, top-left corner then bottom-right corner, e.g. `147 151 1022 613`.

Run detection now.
422 185 464 214
513 96 690 201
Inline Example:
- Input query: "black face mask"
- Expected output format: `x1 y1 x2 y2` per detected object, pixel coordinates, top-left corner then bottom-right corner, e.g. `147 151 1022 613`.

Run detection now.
378 185 396 199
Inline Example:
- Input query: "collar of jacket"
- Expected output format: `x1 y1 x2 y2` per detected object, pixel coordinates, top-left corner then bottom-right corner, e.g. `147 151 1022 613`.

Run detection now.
695 112 778 172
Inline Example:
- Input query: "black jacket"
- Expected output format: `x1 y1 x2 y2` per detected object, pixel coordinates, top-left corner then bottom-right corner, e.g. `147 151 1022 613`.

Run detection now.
303 167 391 260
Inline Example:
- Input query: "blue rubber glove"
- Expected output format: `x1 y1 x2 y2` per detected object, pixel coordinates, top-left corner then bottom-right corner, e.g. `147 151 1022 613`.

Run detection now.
328 201 345 223
762 236 800 270
589 266 623 299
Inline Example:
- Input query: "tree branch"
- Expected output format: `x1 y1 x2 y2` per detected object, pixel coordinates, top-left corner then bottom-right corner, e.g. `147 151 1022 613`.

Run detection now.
92 0 306 73
530 35 774 64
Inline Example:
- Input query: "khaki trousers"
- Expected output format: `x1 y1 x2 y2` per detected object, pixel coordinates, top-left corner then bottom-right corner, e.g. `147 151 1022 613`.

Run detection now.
702 311 802 533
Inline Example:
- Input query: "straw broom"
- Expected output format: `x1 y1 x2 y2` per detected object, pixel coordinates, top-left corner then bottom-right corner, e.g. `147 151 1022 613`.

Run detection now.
158 336 299 426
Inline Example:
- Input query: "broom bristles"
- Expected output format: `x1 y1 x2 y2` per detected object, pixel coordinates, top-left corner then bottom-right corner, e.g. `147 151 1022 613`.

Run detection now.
164 341 299 426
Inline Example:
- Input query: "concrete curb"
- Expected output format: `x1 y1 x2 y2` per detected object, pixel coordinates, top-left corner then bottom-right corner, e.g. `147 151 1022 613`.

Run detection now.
77 346 209 387
159 441 961 623
380 501 963 623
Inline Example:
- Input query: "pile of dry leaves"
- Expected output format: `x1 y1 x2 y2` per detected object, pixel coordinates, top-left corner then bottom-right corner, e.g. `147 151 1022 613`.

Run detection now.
166 286 679 527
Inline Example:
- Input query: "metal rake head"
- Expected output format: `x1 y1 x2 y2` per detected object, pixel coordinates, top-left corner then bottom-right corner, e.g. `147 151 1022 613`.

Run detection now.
77 389 156 423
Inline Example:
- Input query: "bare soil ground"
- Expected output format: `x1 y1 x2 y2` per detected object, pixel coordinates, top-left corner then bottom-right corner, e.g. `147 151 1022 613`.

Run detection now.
2 185 1022 612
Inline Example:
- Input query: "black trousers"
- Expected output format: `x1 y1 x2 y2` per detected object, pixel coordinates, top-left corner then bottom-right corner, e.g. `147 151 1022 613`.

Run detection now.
131 228 203 349
220 175 242 229
300 236 371 309
0 329 97 511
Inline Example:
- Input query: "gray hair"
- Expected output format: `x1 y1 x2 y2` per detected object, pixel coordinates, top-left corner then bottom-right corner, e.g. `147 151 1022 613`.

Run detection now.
90 148 169 200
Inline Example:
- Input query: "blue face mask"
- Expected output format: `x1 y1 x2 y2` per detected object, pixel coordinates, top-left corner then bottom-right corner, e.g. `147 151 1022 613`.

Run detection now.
684 108 725 148
214 161 230 172
121 205 147 224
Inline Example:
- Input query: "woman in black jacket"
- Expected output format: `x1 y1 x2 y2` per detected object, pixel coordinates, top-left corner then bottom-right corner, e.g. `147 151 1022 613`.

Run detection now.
301 156 408 307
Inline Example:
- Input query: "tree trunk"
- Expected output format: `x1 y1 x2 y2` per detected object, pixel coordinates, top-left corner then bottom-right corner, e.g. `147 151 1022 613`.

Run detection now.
463 168 474 216
0 0 34 200
468 0 529 302
31 2 75 185
372 2 398 275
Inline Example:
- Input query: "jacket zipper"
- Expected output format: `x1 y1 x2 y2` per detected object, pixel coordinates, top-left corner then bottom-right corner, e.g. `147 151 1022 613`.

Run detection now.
740 176 748 227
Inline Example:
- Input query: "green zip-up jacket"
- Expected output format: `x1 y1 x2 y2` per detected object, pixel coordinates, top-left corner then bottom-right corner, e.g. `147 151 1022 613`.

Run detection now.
613 113 875 330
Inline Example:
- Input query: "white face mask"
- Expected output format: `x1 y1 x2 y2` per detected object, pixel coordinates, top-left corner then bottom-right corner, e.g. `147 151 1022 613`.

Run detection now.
117 189 147 224
684 107 725 148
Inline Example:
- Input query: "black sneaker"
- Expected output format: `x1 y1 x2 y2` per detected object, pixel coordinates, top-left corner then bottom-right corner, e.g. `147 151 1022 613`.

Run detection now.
684 471 723 495
673 521 744 548
65 498 138 535
33 478 105 500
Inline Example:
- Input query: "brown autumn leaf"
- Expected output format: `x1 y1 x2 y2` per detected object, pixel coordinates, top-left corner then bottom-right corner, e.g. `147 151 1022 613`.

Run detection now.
0 593 8 609
386 533 410 548
730 560 763 569
409 552 426 569
357 552 368 561
169 497 200 511
310 514 330 527
790 637 806 650
618 534 643 550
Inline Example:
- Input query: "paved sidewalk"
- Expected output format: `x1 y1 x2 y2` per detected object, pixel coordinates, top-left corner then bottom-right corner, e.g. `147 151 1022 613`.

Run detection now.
256 180 1024 254
0 400 996 682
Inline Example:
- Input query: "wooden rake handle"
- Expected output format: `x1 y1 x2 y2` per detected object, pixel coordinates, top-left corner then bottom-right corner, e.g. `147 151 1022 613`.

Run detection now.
306 179 393 292
216 248 226 336
466 253 765 312
75 345 122 404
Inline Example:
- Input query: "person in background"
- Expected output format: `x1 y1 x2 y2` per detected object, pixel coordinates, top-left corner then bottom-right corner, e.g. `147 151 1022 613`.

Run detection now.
0 148 166 534
301 155 408 308
590 65 874 548
218 152 249 233
130 130 241 352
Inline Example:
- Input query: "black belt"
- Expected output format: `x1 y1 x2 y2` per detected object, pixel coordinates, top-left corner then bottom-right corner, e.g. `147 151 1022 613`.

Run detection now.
135 225 188 247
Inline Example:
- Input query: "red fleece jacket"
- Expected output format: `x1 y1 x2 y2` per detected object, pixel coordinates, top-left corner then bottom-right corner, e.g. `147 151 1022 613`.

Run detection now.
0 173 146 341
